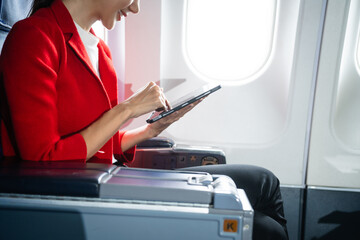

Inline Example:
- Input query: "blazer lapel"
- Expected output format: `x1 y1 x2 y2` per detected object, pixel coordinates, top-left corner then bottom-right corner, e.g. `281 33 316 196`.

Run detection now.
50 0 111 106
98 43 118 107
68 34 98 79
51 0 95 76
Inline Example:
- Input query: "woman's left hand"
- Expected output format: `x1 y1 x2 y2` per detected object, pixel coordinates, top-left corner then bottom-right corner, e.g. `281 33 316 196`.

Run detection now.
145 98 204 137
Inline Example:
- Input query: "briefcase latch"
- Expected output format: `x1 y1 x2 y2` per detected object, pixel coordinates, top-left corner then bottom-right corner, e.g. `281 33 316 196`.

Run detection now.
187 175 213 186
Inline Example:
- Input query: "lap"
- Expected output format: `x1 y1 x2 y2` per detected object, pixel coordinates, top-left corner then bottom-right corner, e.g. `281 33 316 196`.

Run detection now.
179 164 279 206
253 211 288 240
180 164 288 240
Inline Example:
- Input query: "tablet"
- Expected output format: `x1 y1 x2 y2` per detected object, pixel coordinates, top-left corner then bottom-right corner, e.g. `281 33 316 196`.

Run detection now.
146 83 221 124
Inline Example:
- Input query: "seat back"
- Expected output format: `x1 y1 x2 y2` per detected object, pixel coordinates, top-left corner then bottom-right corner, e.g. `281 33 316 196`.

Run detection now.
0 0 32 161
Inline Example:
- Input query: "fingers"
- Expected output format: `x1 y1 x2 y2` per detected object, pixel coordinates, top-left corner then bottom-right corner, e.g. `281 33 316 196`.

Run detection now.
148 82 168 111
172 98 203 119
132 82 204 120
165 98 172 110
162 102 197 123
147 97 204 136
146 81 157 90
159 88 168 111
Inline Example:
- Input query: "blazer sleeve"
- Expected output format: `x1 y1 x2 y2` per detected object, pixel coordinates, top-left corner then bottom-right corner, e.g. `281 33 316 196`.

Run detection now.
113 131 136 164
1 20 87 161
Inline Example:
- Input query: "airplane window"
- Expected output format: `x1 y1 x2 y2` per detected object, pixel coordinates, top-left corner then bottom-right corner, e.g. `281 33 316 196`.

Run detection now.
184 0 277 84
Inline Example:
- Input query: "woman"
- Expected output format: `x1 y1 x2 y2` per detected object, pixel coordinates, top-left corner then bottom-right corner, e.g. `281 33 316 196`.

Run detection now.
0 0 288 239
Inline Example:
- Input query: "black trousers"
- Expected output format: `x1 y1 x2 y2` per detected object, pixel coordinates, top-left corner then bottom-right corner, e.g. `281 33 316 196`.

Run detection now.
180 164 289 240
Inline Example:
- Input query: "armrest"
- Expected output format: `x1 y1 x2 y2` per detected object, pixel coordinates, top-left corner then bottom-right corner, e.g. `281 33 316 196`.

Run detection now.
137 137 175 149
131 137 226 169
0 160 116 197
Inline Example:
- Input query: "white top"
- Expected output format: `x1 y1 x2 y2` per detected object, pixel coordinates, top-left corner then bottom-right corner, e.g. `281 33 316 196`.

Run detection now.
75 22 118 162
74 22 100 77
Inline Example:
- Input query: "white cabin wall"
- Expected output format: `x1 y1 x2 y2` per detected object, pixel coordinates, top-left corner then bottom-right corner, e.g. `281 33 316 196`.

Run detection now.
156 0 325 186
109 0 360 238
122 0 162 128
307 0 360 189
122 0 359 189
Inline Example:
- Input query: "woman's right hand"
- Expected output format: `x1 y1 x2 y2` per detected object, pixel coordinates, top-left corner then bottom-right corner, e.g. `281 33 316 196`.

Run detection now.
123 82 171 118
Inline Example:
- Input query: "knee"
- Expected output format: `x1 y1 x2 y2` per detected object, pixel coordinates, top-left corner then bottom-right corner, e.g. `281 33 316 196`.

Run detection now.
252 165 279 185
243 165 281 195
258 166 280 192
239 165 282 211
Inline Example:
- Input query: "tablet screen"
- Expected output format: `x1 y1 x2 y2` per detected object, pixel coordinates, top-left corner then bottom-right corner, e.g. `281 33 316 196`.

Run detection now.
146 83 221 124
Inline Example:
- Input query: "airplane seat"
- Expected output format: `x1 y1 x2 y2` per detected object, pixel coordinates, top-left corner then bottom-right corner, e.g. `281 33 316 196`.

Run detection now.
0 1 32 162
130 136 227 169
0 1 226 170
0 129 2 161
0 0 32 49
0 3 254 239
0 160 253 240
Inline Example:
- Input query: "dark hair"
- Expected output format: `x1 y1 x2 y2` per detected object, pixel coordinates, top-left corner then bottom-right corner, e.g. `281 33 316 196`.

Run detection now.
29 0 56 16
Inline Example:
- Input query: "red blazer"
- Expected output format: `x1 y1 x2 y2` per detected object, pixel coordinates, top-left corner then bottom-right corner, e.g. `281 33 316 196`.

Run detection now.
0 0 135 164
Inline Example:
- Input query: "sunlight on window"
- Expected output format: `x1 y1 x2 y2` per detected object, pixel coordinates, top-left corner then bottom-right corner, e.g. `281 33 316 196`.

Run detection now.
184 0 277 84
